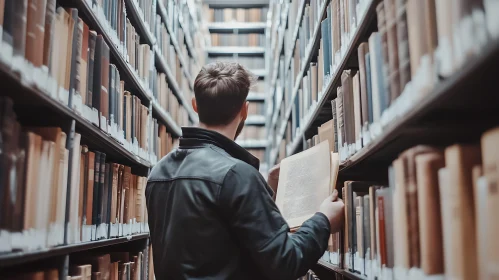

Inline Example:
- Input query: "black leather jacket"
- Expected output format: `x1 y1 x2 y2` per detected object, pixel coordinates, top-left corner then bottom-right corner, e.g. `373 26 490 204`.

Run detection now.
146 127 331 280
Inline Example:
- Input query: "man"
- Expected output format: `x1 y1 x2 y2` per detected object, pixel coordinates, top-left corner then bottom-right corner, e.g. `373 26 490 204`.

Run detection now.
146 62 344 280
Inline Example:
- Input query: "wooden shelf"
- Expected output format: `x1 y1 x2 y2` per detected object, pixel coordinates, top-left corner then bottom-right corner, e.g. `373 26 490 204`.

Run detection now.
0 234 149 268
318 260 367 280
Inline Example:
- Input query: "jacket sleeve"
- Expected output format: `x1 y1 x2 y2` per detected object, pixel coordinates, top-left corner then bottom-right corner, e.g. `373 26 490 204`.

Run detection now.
218 163 331 280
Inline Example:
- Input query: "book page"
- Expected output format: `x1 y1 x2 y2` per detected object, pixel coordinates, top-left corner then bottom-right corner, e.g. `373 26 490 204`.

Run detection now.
275 141 331 228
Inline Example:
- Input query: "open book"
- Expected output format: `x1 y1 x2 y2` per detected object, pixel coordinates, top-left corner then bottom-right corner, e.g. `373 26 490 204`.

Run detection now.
275 140 340 229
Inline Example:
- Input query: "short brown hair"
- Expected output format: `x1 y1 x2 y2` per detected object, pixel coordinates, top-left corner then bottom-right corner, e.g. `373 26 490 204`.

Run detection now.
194 62 254 125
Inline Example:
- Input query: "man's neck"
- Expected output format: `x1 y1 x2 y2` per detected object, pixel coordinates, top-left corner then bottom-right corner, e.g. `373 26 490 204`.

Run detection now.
198 123 236 141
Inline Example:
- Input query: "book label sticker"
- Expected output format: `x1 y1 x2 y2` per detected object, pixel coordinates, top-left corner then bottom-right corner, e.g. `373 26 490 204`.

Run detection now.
382 267 393 280
1 42 13 67
100 115 108 132
436 36 454 77
91 224 97 241
394 266 408 280
485 0 499 37
408 267 425 280
73 92 83 114
365 259 372 279
10 231 25 250
331 252 338 265
82 225 92 242
23 61 34 85
110 223 118 237
425 275 445 280
0 230 12 252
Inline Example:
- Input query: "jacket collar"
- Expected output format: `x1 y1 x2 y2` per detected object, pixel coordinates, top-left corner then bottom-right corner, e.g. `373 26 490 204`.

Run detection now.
179 127 260 170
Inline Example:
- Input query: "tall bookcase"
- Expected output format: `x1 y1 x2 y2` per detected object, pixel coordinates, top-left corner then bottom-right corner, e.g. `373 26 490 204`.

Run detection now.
0 0 202 278
267 0 499 279
203 0 271 176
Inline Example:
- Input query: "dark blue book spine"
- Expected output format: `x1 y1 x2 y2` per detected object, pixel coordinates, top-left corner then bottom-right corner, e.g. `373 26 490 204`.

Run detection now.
375 34 388 114
365 52 373 124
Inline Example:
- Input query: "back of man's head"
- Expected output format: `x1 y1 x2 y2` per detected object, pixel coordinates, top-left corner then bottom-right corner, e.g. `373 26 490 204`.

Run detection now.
194 62 254 125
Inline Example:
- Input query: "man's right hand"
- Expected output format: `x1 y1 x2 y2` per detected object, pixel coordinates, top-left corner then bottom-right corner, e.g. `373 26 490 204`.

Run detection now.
319 189 344 233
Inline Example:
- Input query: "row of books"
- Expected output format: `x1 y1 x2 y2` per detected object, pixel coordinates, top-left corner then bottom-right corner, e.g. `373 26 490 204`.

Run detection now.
248 103 266 115
80 0 156 96
0 104 147 251
129 0 156 40
319 127 499 280
159 0 199 82
153 123 177 159
92 0 200 109
267 1 285 81
282 0 369 140
177 0 205 68
331 0 497 162
155 14 192 100
237 126 266 142
125 20 154 93
210 34 266 47
205 7 268 23
4 246 154 280
285 0 323 77
275 0 499 159
154 72 190 127
87 0 197 127
0 2 193 162
0 96 178 253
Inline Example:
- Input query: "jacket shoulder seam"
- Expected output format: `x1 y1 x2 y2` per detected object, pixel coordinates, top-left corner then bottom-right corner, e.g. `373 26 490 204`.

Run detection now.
217 163 237 204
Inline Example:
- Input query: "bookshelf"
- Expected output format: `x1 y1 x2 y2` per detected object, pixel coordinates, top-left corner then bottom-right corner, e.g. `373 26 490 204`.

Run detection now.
0 0 202 277
0 233 149 268
203 0 270 175
267 0 499 279
267 0 377 166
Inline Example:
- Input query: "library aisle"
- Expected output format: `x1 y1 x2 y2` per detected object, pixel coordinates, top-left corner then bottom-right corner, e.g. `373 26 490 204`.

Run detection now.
0 0 498 279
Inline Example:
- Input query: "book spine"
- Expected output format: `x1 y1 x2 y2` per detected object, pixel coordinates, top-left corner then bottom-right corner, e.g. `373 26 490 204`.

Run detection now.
396 0 411 92
68 9 79 108
385 0 401 101
92 151 101 226
13 0 28 57
376 2 391 109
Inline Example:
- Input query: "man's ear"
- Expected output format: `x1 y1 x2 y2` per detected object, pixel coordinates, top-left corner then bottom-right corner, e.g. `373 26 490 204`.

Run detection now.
192 97 198 113
241 101 249 121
